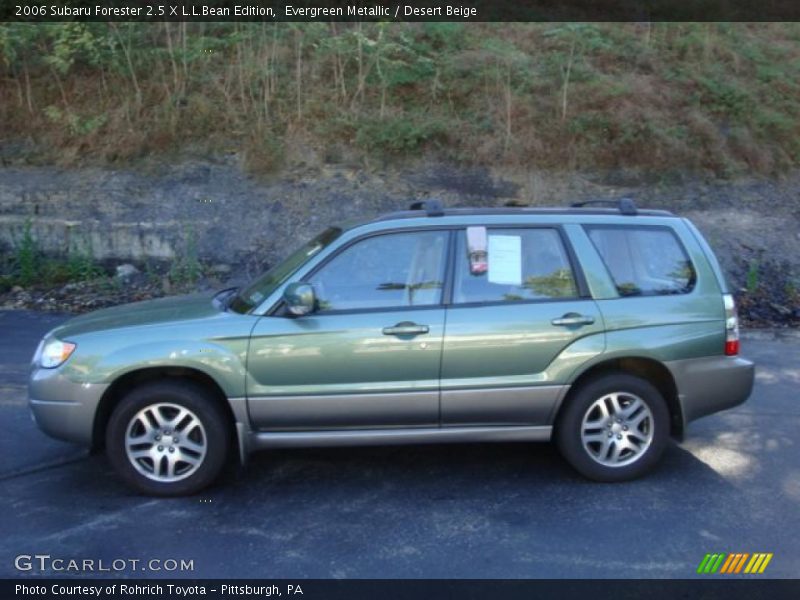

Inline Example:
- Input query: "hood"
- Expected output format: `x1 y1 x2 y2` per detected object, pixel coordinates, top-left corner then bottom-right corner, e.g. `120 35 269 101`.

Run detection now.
51 293 221 339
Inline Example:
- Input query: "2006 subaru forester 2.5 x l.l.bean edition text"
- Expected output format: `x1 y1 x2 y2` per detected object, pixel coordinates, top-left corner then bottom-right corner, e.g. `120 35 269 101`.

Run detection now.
29 199 755 495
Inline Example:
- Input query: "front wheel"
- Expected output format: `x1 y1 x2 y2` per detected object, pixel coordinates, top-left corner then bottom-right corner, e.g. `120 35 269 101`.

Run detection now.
106 381 231 496
556 373 670 482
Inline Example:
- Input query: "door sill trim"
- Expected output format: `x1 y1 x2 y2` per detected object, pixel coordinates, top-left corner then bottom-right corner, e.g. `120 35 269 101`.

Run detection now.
247 425 552 451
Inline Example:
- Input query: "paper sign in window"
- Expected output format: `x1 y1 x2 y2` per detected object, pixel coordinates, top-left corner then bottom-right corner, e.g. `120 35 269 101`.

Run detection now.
466 226 488 274
488 235 522 285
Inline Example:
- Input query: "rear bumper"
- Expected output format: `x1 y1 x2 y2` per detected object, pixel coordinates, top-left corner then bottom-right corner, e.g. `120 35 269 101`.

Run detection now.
665 355 755 427
28 367 108 446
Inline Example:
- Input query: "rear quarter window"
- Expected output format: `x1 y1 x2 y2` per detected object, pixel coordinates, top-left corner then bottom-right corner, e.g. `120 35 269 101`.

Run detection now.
585 225 696 297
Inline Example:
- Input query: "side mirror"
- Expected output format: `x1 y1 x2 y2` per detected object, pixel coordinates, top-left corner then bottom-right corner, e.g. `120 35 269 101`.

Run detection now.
283 282 316 316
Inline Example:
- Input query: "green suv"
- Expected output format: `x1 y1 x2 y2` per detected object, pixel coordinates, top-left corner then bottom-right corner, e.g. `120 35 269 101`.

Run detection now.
29 200 754 495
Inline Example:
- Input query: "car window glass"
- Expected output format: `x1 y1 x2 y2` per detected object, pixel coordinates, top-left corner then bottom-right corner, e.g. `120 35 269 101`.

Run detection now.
309 231 448 311
230 227 342 313
454 228 578 303
586 226 696 296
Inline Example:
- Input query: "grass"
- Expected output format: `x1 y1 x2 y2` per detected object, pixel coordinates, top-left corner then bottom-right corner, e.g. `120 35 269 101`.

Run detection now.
746 260 760 294
0 219 107 289
1 23 800 175
0 217 210 295
168 225 202 287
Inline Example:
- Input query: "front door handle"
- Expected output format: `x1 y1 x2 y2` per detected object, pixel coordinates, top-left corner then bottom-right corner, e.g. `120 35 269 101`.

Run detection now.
382 322 430 336
551 313 595 327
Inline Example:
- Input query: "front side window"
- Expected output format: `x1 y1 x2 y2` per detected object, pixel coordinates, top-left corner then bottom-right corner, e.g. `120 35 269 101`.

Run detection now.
453 228 578 304
586 226 696 297
308 230 448 312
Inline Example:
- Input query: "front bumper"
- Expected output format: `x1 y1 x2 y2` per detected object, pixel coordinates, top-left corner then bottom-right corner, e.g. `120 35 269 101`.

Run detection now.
29 367 109 446
665 355 755 427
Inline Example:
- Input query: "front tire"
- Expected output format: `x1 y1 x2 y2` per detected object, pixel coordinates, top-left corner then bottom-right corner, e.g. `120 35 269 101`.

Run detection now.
106 381 231 496
556 373 669 482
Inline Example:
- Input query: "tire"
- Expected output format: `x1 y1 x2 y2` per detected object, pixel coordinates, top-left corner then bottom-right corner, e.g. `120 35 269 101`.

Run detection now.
556 373 669 482
106 380 231 496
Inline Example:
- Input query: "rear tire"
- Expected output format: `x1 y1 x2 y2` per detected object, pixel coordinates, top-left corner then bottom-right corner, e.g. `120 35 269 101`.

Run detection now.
556 373 669 482
106 381 231 496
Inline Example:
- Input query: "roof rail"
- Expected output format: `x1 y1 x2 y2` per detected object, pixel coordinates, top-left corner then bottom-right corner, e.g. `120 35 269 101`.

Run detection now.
409 199 445 217
570 197 638 216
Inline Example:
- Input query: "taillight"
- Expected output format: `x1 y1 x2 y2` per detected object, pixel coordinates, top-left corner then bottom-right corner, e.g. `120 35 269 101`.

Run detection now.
723 294 740 356
725 339 740 356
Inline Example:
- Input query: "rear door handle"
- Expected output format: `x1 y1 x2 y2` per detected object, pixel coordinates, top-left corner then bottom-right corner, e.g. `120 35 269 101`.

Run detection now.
551 313 595 327
382 322 430 336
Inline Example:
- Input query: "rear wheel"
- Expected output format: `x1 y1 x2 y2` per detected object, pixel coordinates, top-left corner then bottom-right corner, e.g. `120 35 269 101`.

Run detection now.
106 381 230 496
556 373 669 482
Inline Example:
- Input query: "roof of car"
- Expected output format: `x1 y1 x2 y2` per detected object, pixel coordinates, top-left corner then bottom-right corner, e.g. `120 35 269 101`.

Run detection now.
373 207 675 222
371 199 675 224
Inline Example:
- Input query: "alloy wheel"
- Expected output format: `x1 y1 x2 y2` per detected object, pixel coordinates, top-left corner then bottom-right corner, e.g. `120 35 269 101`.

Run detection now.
124 402 207 482
580 392 654 467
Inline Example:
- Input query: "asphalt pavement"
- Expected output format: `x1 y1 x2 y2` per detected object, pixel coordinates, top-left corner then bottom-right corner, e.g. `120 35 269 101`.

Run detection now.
1 310 798 578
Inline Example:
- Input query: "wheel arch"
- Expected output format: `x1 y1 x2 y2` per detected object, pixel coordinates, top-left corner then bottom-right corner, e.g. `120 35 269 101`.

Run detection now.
91 366 237 451
556 356 684 439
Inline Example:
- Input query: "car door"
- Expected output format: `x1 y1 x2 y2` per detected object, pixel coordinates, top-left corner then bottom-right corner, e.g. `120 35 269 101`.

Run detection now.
440 226 603 427
246 229 450 431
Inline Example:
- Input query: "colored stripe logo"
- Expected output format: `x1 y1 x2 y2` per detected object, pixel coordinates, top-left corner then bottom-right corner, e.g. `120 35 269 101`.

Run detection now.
697 553 773 574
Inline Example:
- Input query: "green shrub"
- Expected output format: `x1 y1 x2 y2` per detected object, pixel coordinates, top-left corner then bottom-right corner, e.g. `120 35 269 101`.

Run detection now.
66 236 104 281
7 222 105 287
354 115 448 156
746 260 760 294
693 74 754 120
169 226 202 287
14 219 40 287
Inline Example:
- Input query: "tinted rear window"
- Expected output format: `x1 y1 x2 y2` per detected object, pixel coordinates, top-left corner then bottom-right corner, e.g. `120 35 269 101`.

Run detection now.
586 226 696 297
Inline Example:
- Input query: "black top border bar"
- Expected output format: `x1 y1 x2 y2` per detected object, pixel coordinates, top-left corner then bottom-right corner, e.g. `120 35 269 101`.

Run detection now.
4 0 800 22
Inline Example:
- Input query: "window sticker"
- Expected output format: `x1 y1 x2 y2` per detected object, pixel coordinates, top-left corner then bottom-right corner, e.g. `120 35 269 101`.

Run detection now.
488 235 522 285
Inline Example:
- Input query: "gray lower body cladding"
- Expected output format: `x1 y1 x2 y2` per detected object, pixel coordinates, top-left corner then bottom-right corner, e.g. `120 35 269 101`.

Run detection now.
665 355 755 427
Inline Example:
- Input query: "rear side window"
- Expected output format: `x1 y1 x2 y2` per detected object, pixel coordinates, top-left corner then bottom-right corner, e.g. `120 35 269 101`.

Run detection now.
453 228 578 304
586 226 696 296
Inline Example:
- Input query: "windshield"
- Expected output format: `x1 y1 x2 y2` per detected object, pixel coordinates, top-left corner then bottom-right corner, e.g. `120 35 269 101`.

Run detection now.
228 227 343 314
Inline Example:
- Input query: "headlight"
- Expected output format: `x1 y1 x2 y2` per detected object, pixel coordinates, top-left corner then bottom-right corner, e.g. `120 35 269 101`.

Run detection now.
39 339 77 368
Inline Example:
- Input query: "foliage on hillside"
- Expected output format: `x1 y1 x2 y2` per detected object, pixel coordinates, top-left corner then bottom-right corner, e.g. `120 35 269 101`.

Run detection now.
1 22 800 175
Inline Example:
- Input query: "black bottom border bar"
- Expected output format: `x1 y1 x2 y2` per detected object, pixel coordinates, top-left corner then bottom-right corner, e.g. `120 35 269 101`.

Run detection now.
5 579 800 600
